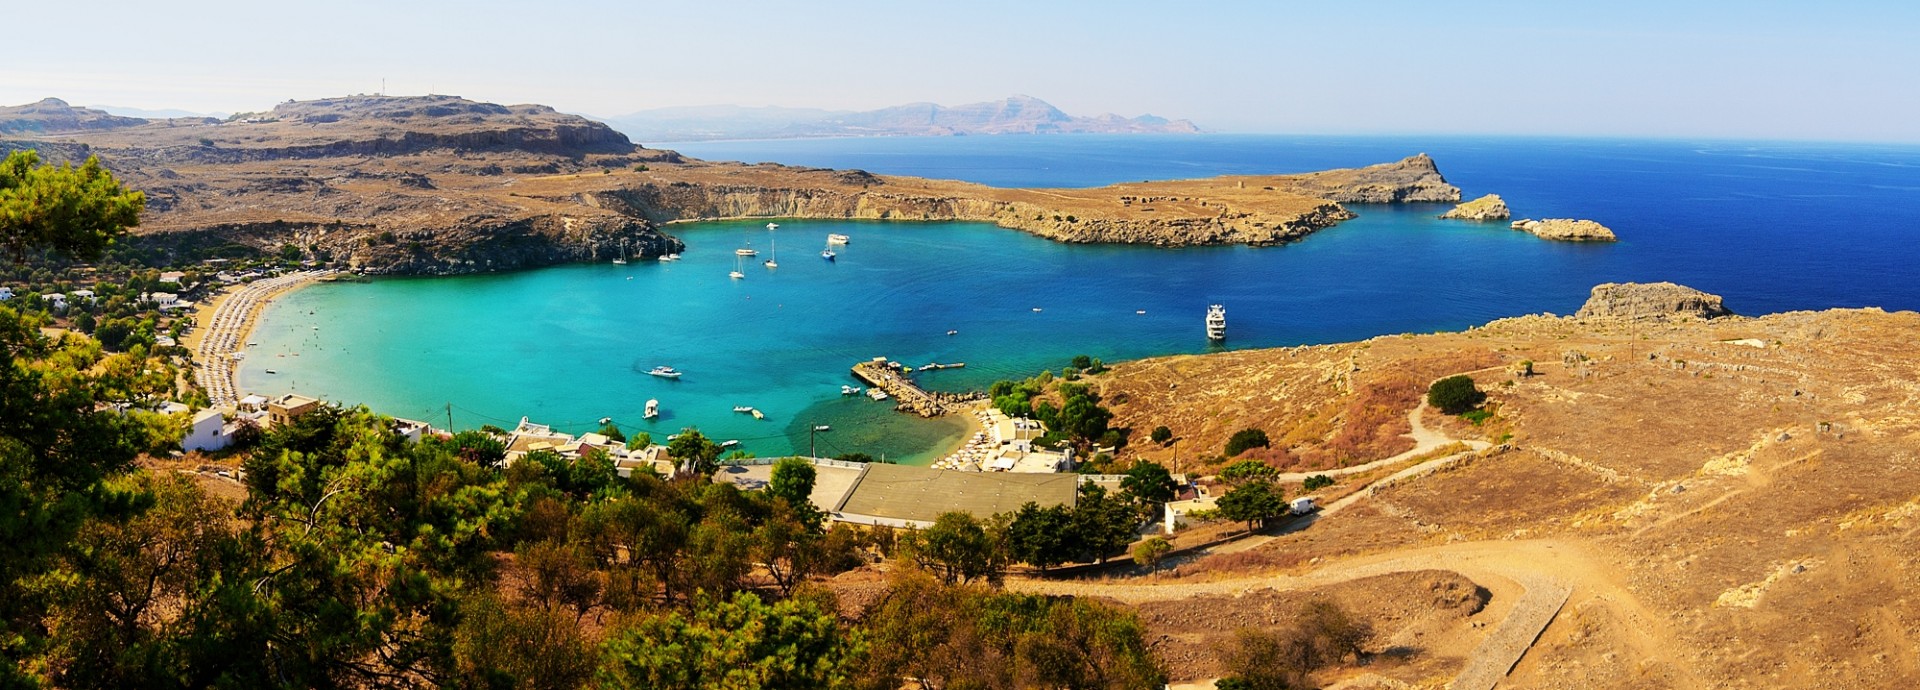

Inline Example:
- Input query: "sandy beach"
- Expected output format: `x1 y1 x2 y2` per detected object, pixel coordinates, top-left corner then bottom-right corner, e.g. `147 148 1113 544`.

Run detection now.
189 270 333 408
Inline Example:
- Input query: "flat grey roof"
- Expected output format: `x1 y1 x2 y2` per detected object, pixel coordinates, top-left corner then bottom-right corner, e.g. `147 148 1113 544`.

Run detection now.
837 462 1079 524
714 460 868 514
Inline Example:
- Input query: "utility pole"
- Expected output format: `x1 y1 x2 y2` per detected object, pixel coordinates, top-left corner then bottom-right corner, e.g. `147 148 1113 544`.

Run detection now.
446 402 453 432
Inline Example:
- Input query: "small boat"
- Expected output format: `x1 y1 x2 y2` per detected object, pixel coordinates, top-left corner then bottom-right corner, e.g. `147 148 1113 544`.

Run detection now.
827 233 850 245
841 385 862 396
613 239 629 265
813 425 831 431
764 230 778 268
643 399 659 419
599 417 613 425
766 222 779 230
821 236 836 261
1031 307 1043 313
729 254 746 280
1206 304 1227 341
666 434 680 442
720 440 740 448
265 369 278 374
660 253 680 262
648 366 683 379
733 406 754 414
751 409 766 420
867 389 890 401
1136 310 1147 315
946 329 958 336
734 248 757 257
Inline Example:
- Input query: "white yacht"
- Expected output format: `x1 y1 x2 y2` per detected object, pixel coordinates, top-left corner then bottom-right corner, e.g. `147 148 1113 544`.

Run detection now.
734 247 758 257
827 233 850 245
644 399 659 419
647 366 682 379
766 222 779 230
1206 304 1227 341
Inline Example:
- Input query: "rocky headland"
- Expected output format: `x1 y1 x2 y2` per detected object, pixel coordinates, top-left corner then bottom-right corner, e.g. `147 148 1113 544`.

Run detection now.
3 95 1460 274
1511 217 1617 242
1575 281 1733 320
1439 193 1511 221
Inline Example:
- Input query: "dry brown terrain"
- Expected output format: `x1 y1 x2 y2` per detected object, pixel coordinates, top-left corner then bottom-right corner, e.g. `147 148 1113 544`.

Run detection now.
3 95 1457 274
1038 303 1920 688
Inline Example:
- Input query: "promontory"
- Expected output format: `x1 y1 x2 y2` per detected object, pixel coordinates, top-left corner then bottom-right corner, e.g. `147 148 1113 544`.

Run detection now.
2 95 1464 275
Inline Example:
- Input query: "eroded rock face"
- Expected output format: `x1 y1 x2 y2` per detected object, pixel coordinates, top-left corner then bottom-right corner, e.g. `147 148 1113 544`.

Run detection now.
1511 218 1617 242
1576 282 1733 320
1440 194 1511 221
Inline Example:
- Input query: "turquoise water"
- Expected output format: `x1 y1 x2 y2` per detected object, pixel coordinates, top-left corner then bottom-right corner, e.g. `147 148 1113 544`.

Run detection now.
241 135 1920 462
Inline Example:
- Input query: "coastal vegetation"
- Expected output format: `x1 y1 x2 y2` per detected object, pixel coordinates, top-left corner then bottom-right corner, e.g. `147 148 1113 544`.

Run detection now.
1426 374 1486 415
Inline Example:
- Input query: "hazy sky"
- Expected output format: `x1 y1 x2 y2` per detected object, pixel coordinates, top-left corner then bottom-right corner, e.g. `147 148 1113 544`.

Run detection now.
6 0 1919 142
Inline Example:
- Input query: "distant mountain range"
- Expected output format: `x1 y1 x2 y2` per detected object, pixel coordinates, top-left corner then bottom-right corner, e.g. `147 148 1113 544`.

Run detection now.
601 95 1201 142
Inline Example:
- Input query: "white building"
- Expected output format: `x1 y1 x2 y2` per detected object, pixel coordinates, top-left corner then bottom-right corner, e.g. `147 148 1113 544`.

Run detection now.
68 289 95 304
183 409 232 453
0 287 13 301
44 293 67 311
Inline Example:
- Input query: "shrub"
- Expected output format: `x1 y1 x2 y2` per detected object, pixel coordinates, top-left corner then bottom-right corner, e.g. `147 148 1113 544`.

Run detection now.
1224 428 1270 457
1131 537 1172 567
1150 425 1173 445
1461 409 1493 426
1302 474 1334 492
1426 375 1486 414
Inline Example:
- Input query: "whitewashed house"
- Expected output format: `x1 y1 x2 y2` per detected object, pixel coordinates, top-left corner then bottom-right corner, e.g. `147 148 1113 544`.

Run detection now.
183 409 231 453
0 286 15 301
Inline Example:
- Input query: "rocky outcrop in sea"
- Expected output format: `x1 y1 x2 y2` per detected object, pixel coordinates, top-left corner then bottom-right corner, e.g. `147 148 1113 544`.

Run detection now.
1576 282 1733 320
1512 218 1617 242
1441 194 1511 221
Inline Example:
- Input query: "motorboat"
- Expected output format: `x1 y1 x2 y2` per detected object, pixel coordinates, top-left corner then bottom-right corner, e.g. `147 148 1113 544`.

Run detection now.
766 222 780 230
647 366 683 379
827 233 850 244
735 247 758 256
841 385 862 395
867 389 890 401
644 399 659 419
733 406 754 414
1206 304 1227 341
719 440 740 448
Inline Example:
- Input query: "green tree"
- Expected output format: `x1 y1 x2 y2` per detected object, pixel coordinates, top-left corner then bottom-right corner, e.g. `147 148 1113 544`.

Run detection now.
452 594 598 690
768 457 817 508
910 511 1004 585
1120 460 1178 509
596 421 626 443
1224 427 1270 457
1221 458 1279 485
1217 480 1286 531
0 151 151 683
0 150 145 261
668 428 722 476
1131 536 1172 567
1303 474 1335 492
1004 501 1077 571
1427 375 1486 414
1150 425 1173 445
1070 484 1140 564
597 590 864 690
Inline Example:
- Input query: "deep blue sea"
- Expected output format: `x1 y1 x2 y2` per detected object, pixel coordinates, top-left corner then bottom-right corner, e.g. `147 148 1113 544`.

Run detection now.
240 135 1920 462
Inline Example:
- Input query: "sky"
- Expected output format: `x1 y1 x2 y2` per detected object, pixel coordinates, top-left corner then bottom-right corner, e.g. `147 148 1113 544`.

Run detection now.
5 0 1919 142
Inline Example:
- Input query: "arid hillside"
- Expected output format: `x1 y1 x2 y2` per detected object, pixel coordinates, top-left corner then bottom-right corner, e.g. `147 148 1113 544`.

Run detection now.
2 95 1457 274
1057 291 1920 688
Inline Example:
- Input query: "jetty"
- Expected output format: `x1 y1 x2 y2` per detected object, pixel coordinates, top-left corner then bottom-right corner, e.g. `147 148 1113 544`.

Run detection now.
851 357 983 418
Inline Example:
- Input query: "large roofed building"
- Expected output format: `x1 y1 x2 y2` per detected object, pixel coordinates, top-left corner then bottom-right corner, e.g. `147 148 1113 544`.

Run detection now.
833 462 1080 528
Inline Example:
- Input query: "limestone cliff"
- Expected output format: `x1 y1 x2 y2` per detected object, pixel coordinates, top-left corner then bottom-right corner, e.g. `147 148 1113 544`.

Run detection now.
1576 282 1732 320
1440 193 1511 221
1512 218 1617 242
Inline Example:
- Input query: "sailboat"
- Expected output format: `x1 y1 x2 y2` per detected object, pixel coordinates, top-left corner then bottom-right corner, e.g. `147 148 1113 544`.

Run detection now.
612 238 628 265
763 227 778 268
729 254 745 280
821 236 837 261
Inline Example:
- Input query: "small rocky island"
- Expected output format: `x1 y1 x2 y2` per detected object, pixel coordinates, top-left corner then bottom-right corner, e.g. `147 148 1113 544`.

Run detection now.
1512 218 1618 242
1576 282 1732 320
1439 193 1511 221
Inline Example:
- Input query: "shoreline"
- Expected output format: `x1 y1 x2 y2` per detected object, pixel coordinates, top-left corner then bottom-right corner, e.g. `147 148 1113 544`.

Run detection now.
189 270 333 408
